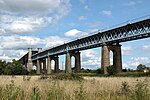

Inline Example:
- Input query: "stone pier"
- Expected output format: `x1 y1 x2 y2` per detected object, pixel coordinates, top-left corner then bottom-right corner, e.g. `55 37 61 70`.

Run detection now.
74 51 81 73
65 51 81 73
65 52 72 73
101 44 122 74
47 56 51 74
27 48 33 72
43 59 47 74
36 59 40 74
54 56 59 73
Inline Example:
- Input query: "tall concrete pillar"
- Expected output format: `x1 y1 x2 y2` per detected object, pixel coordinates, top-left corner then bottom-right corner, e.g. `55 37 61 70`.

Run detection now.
47 56 51 74
112 45 122 73
43 59 47 74
38 48 42 53
27 48 33 72
54 56 59 73
36 59 40 74
65 52 72 73
101 45 110 74
75 51 81 73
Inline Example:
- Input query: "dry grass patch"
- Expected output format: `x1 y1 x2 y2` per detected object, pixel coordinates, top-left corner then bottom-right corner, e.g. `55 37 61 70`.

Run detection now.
0 76 150 100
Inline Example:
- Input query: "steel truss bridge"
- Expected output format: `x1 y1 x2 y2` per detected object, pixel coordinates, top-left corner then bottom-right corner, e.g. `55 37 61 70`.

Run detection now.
32 17 150 61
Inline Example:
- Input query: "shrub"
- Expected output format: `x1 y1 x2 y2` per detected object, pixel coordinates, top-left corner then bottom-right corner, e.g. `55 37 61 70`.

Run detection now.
40 73 83 81
107 65 117 75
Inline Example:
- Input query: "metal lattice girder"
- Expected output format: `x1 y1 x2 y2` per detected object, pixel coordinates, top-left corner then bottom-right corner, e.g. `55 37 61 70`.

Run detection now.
32 18 150 61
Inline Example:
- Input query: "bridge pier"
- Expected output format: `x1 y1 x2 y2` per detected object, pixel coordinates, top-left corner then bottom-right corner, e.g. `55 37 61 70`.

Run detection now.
54 56 59 73
65 51 81 73
75 51 81 73
47 56 51 74
101 44 122 74
110 45 122 73
27 48 33 72
43 59 47 74
36 59 40 74
65 52 72 73
101 45 110 74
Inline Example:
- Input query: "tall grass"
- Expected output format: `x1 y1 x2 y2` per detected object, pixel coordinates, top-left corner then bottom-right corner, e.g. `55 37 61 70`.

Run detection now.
0 76 149 100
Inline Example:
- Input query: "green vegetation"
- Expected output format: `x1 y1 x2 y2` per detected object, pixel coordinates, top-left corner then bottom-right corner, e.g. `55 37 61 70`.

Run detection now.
0 59 28 75
107 65 117 75
40 73 83 81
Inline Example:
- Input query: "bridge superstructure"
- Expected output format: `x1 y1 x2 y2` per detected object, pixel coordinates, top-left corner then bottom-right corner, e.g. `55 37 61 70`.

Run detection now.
23 17 150 74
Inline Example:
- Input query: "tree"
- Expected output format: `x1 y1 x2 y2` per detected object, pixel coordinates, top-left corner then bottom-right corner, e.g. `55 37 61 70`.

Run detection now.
0 60 7 74
0 59 28 75
136 64 146 72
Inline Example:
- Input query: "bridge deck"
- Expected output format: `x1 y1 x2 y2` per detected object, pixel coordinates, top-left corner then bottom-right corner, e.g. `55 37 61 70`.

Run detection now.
32 18 150 60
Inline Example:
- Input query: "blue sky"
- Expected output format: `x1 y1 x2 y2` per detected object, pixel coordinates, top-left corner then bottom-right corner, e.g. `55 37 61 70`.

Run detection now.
0 0 150 69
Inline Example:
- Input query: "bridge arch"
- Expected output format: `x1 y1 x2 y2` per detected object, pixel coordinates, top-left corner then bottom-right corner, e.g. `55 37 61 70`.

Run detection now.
101 44 122 74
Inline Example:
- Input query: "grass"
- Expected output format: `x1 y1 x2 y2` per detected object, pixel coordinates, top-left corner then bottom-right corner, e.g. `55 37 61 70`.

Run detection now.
0 75 150 100
79 71 150 77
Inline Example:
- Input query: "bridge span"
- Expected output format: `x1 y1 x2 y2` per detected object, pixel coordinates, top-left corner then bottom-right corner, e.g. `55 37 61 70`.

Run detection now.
20 17 150 74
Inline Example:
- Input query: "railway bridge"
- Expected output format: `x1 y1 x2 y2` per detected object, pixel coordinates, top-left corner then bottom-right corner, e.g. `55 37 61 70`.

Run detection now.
20 17 150 74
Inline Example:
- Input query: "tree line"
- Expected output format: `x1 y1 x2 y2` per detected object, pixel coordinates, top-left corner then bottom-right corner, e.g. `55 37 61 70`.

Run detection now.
0 59 28 75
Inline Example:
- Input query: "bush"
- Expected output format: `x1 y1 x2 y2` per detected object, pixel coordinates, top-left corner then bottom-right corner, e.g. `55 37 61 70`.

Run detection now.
107 65 117 75
40 73 83 81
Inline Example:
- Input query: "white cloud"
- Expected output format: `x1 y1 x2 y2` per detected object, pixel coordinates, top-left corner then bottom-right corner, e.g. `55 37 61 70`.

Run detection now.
123 57 150 69
142 45 150 52
84 5 90 10
101 10 112 16
122 46 133 55
0 35 42 50
85 21 101 28
0 50 28 62
124 1 142 6
81 49 100 69
0 15 52 34
0 35 69 61
0 0 71 34
79 0 86 4
64 29 88 37
44 36 67 48
0 0 63 15
78 16 86 20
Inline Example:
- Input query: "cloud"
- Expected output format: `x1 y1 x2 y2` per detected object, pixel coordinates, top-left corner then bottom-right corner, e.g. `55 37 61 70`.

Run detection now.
44 36 68 48
101 10 112 16
79 0 86 4
0 35 42 50
64 29 88 37
0 0 65 15
0 15 52 34
78 16 86 20
84 5 90 10
124 1 142 6
123 57 150 69
0 0 71 34
0 35 68 61
141 45 150 52
81 49 100 69
0 50 28 62
85 21 101 28
122 46 133 55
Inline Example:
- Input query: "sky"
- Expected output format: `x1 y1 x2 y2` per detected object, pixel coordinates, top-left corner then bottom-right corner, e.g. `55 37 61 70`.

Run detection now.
0 0 150 70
